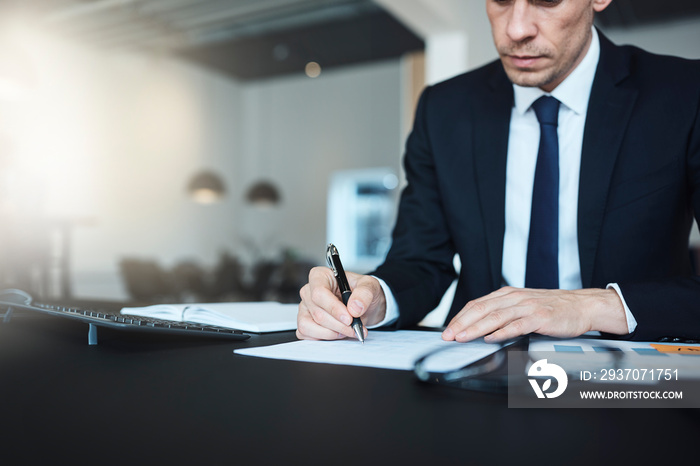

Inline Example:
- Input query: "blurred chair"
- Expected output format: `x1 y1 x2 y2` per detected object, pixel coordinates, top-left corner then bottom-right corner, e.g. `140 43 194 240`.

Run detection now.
172 260 211 302
119 258 177 303
248 260 278 301
119 251 314 304
211 252 247 301
274 253 313 303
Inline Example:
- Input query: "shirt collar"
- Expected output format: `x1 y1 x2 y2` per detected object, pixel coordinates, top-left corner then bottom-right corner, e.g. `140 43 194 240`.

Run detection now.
512 27 600 116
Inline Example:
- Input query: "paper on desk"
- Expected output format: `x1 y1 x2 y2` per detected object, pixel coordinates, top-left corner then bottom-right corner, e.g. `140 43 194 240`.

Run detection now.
234 330 508 372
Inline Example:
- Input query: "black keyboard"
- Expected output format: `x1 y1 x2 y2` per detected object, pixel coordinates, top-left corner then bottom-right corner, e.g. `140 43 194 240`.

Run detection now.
0 290 250 344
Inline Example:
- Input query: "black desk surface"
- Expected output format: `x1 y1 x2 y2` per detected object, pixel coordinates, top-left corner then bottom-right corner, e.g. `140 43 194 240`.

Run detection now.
1 309 697 465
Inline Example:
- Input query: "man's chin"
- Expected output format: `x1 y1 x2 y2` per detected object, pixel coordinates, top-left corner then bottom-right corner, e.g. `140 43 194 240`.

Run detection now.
503 68 553 89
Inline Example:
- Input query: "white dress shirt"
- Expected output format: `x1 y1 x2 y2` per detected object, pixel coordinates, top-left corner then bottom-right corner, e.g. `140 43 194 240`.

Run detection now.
373 29 636 334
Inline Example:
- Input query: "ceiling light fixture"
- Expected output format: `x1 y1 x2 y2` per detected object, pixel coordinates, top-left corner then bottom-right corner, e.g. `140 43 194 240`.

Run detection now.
305 61 321 78
245 180 281 207
187 170 226 204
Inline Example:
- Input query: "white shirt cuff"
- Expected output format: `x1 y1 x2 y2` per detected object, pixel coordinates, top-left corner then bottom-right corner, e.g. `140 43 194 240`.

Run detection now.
367 276 399 328
606 283 638 334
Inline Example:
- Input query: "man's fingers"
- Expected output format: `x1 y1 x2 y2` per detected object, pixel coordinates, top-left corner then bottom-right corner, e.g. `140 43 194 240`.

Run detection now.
442 299 497 340
347 274 387 325
483 317 540 343
298 267 385 341
345 276 378 317
296 303 352 341
307 266 340 297
442 288 532 340
308 284 353 325
453 306 523 342
304 294 358 339
442 288 611 343
300 267 361 339
306 267 355 325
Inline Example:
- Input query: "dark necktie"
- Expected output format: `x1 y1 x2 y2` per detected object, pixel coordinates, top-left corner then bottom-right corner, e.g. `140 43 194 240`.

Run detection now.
525 95 561 289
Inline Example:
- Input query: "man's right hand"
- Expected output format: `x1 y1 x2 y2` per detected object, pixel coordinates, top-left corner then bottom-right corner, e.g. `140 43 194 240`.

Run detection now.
297 267 387 341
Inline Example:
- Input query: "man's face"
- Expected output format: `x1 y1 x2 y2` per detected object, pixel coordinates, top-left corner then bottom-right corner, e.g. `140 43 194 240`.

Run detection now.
486 0 610 92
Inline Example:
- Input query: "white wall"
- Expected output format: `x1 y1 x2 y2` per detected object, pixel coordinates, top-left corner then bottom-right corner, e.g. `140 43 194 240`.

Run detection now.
600 18 700 59
77 60 401 298
67 54 246 298
10 34 247 299
233 62 403 266
6 28 403 300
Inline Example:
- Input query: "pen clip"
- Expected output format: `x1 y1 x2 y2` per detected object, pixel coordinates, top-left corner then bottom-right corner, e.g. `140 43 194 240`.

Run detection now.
326 243 339 277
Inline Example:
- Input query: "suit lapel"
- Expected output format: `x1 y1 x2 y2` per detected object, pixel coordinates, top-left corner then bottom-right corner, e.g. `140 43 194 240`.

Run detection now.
473 65 513 289
578 32 638 287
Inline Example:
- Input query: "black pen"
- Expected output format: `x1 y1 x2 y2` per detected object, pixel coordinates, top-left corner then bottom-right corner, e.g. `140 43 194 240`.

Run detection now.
326 243 365 343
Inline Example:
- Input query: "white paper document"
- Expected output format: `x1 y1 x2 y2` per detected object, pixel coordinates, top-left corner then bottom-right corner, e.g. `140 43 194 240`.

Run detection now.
234 330 508 372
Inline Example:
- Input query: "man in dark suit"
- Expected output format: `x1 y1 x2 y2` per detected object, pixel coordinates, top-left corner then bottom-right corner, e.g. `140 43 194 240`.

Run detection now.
297 0 700 343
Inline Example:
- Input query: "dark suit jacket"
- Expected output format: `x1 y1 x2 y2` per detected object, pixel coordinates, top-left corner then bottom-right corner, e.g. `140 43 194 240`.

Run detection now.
372 31 700 341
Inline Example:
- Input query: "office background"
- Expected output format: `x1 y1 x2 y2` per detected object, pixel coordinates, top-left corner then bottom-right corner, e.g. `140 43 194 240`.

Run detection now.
0 0 698 305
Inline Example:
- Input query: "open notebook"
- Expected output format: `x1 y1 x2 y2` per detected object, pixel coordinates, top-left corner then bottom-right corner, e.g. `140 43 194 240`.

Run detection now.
121 301 298 333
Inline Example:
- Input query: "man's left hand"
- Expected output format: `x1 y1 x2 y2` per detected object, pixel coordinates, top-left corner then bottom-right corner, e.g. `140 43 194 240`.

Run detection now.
441 287 629 343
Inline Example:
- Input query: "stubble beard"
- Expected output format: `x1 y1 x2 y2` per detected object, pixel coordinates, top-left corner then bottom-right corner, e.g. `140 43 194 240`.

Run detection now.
499 27 592 90
499 44 558 89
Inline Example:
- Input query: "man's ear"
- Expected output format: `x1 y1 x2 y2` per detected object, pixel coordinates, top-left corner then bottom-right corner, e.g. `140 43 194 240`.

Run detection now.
593 0 613 13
